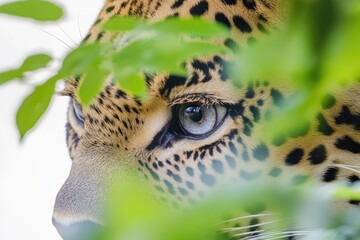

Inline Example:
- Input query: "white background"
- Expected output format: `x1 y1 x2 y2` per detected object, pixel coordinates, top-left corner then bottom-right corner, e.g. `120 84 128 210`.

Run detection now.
0 1 103 239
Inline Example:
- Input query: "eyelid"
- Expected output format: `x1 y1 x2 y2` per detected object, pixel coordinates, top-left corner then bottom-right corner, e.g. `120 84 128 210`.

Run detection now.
57 80 77 97
169 93 229 107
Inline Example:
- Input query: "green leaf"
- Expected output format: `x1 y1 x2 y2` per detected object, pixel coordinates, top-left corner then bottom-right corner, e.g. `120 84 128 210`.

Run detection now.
0 53 52 84
108 178 165 228
103 17 230 38
0 0 63 21
334 186 360 201
20 53 52 72
0 69 22 84
115 68 147 98
16 77 57 139
147 18 230 38
112 36 225 75
231 0 360 140
59 44 105 77
109 35 225 99
78 68 108 106
102 17 143 31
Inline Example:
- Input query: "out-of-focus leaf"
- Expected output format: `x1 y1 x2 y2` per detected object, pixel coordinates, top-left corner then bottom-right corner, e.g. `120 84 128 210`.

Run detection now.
0 0 63 21
104 17 230 39
334 186 360 201
147 18 230 38
59 18 226 104
108 178 165 227
110 35 226 98
114 68 147 98
232 0 360 140
323 17 360 82
16 77 57 139
102 17 143 31
59 44 105 77
100 177 227 240
78 68 108 106
113 36 225 75
20 53 52 72
0 53 52 84
0 69 22 84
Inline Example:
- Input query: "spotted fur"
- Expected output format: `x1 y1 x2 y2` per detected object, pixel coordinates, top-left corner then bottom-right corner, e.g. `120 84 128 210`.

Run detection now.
53 0 360 239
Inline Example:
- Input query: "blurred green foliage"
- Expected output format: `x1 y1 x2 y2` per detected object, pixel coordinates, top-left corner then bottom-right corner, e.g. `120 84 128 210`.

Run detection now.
233 0 360 139
1 16 229 137
92 176 360 240
0 53 51 84
0 0 63 21
0 0 359 239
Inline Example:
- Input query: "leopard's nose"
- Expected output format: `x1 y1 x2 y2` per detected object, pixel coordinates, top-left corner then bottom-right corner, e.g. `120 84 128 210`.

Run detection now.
52 218 103 240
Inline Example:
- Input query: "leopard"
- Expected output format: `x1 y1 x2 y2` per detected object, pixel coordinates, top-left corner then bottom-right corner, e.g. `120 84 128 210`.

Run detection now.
52 0 360 239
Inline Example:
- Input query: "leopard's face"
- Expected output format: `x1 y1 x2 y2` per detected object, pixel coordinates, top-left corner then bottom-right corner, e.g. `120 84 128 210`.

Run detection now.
52 1 360 239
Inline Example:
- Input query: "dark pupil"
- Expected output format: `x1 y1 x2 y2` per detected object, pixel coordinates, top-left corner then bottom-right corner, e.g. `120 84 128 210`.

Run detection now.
185 106 203 122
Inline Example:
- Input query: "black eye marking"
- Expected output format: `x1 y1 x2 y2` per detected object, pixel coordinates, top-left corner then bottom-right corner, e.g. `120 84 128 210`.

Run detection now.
146 122 174 151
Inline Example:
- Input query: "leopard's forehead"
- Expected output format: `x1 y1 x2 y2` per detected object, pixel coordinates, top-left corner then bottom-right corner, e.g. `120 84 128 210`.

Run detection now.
63 0 286 147
65 0 285 94
84 0 284 43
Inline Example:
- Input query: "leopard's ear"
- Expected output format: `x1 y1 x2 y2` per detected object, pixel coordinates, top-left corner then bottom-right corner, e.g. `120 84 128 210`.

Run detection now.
56 76 79 97
56 86 73 97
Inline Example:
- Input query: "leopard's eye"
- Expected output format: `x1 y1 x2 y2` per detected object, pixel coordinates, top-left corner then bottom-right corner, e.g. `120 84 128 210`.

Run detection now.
72 99 84 125
178 103 227 136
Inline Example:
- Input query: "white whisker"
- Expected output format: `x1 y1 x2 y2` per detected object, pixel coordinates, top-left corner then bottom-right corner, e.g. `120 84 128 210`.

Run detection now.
341 165 360 169
40 29 72 49
334 164 360 169
77 13 83 40
265 232 311 240
223 220 279 232
334 164 360 174
56 23 78 46
243 230 313 240
233 230 266 237
221 213 277 224
243 231 281 240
